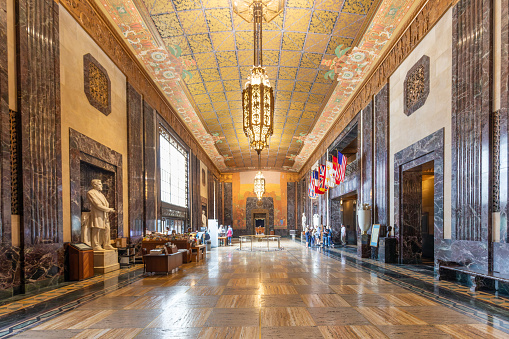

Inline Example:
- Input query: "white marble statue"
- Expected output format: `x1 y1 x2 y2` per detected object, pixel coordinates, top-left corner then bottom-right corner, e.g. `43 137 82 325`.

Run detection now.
313 213 320 228
87 179 116 251
302 213 306 230
202 210 207 229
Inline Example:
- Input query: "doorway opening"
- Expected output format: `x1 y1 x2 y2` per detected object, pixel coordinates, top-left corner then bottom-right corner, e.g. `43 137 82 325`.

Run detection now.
253 211 268 235
401 161 434 264
331 192 357 245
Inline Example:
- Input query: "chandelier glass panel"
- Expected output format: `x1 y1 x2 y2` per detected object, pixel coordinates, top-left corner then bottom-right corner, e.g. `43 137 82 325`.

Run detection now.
233 0 283 154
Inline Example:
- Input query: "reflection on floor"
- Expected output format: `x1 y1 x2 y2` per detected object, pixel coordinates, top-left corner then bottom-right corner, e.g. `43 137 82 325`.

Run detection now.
1 239 509 338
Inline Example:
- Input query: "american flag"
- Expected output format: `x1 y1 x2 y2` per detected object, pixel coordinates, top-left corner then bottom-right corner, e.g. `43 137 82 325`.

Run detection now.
337 152 348 183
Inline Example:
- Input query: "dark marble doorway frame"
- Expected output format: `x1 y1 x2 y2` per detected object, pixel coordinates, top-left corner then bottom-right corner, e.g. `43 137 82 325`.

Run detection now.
69 128 123 242
394 128 444 264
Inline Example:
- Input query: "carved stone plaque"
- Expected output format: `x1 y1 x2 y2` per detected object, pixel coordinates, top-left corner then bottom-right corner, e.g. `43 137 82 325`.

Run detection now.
404 55 430 116
84 53 111 116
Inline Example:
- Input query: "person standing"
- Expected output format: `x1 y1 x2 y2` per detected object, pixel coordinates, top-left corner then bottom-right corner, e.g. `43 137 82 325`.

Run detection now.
341 224 347 246
328 226 333 247
323 227 329 247
314 226 321 247
227 226 233 245
305 226 310 247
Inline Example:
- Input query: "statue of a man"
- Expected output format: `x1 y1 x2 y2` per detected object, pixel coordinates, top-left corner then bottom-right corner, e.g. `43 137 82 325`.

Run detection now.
87 179 116 251
302 213 306 230
202 210 207 229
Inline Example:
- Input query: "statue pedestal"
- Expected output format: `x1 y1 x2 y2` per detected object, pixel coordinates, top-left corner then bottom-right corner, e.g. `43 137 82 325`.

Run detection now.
94 250 119 274
357 234 371 258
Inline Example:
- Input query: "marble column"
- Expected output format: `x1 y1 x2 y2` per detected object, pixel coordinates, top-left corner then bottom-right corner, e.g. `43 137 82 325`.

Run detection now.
144 101 157 232
127 83 144 250
18 0 63 290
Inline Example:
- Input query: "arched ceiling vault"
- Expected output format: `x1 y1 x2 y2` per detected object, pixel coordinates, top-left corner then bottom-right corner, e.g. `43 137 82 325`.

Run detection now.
97 0 417 172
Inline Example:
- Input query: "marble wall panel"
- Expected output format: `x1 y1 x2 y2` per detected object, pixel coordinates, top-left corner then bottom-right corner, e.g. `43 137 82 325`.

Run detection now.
374 84 389 227
330 199 342 243
190 153 200 230
17 0 63 291
144 101 157 232
243 197 275 236
217 180 222 225
401 170 423 263
451 0 492 242
208 171 214 219
69 128 123 242
0 0 9 242
223 182 232 227
499 0 509 243
18 0 62 245
287 182 296 230
361 103 373 211
127 83 144 241
0 245 20 299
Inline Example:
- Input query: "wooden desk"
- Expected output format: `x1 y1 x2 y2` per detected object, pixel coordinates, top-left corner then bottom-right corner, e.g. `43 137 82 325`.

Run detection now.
191 244 206 262
143 252 183 274
218 236 227 246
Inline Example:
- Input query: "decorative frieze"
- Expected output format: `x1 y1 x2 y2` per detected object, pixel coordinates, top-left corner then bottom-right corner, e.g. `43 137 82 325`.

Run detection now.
404 55 430 116
83 53 111 116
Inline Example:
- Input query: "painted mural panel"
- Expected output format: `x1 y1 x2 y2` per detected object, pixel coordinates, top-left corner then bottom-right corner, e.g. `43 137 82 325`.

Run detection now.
231 171 288 230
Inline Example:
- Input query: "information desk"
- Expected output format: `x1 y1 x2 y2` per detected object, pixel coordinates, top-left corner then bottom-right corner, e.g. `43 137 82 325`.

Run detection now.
190 244 206 262
143 251 183 274
239 235 281 251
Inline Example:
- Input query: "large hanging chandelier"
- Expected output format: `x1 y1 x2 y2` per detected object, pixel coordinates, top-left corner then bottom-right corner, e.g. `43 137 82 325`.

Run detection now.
234 0 283 154
253 170 265 200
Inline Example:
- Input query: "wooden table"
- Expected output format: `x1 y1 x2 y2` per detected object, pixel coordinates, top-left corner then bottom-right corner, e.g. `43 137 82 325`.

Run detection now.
191 244 206 262
218 236 227 246
143 252 183 274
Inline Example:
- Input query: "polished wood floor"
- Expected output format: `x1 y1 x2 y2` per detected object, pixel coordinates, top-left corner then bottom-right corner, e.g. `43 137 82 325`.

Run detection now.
13 240 509 338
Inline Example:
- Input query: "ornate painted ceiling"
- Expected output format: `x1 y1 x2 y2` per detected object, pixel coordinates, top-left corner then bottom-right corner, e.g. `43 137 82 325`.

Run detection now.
98 0 416 172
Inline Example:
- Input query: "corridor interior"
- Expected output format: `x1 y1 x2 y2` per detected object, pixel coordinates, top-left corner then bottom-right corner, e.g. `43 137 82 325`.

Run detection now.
4 240 509 339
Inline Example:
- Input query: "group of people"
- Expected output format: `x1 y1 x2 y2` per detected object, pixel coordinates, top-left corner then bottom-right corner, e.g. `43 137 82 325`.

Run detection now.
304 225 333 248
219 225 233 245
304 224 348 248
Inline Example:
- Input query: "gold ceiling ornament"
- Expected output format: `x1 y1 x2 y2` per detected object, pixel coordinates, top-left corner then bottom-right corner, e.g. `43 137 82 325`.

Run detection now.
235 0 282 155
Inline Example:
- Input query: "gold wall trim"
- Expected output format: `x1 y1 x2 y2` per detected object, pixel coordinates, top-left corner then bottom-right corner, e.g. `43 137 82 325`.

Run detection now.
59 0 220 177
298 0 458 178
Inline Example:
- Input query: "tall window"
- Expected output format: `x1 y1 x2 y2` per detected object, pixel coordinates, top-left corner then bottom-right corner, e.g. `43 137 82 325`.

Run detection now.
160 127 188 207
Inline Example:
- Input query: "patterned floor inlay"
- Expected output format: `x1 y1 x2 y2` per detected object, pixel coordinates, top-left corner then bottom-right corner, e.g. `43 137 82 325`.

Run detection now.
1 240 509 338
